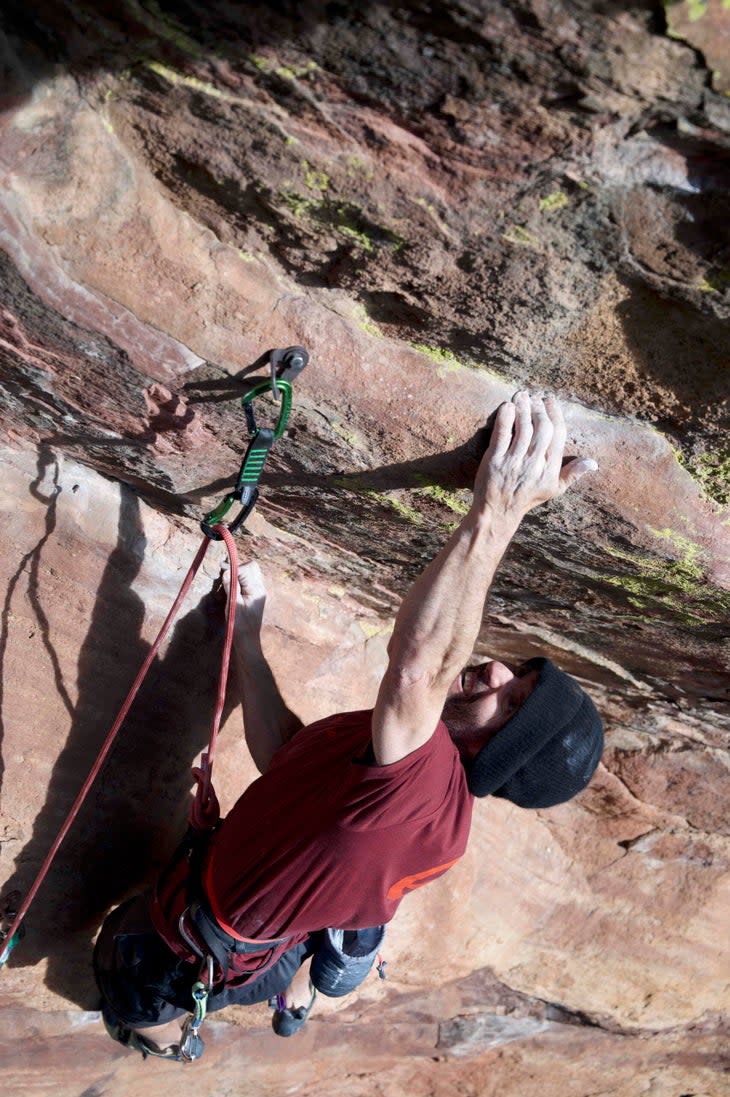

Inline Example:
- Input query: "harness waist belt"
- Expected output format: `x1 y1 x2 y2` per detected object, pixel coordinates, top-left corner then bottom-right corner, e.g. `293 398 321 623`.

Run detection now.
190 898 289 958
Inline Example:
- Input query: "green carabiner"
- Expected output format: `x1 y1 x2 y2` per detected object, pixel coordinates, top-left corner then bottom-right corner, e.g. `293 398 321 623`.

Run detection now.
241 379 292 440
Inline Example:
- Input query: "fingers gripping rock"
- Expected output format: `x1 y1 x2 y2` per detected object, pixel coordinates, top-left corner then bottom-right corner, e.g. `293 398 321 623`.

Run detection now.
475 392 598 517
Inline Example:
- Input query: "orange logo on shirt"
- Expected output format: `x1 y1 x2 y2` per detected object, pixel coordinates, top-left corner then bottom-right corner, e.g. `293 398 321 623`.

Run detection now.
386 858 461 901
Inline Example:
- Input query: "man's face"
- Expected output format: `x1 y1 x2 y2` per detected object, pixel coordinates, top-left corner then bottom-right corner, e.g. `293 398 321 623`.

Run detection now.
442 660 540 759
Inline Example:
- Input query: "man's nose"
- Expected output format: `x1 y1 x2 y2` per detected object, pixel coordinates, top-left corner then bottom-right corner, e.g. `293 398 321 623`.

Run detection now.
484 661 515 688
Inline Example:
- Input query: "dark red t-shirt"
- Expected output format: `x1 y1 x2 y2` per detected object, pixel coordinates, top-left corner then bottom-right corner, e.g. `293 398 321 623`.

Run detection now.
153 710 473 983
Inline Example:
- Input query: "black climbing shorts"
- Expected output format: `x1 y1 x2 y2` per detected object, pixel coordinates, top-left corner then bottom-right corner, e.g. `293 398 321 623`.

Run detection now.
93 892 313 1028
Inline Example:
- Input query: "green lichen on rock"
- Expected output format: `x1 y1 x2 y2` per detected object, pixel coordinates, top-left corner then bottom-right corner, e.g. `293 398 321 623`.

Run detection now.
279 186 313 218
125 0 204 57
502 224 539 247
352 304 383 338
333 474 471 527
689 448 730 507
144 61 230 100
249 54 318 79
539 191 569 212
648 528 703 571
383 494 423 526
598 535 730 626
302 162 329 192
685 0 709 21
276 60 318 79
410 343 502 381
333 207 404 253
672 444 730 508
415 481 471 516
697 269 730 293
345 155 375 181
277 186 402 253
338 225 374 252
411 344 463 376
414 196 452 238
331 478 423 526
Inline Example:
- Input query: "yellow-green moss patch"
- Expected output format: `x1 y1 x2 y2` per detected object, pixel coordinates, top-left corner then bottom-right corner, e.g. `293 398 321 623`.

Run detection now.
539 191 569 212
415 482 471 516
598 540 730 626
352 304 383 338
674 444 730 508
502 224 539 247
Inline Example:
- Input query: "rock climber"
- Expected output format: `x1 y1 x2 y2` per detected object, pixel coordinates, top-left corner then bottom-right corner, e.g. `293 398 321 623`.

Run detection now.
94 390 603 1060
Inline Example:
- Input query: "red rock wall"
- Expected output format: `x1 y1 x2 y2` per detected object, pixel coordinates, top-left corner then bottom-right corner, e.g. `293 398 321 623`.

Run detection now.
0 3 728 1094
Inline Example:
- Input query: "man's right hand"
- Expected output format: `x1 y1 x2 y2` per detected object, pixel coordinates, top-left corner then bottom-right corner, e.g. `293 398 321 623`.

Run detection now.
473 391 597 522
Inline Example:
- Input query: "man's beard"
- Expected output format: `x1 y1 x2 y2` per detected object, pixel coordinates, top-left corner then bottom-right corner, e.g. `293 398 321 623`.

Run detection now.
441 695 483 760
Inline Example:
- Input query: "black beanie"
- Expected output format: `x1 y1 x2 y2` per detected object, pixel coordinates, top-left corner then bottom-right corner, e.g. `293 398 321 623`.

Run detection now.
465 658 604 808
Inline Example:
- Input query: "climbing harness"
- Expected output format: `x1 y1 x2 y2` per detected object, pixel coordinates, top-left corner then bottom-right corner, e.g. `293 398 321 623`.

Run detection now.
0 344 310 1059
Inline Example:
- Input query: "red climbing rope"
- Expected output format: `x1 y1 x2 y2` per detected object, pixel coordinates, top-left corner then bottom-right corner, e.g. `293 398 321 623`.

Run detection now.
0 524 239 964
189 523 239 830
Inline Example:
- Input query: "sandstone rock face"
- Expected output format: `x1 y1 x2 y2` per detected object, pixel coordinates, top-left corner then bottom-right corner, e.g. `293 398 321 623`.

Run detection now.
0 3 728 1095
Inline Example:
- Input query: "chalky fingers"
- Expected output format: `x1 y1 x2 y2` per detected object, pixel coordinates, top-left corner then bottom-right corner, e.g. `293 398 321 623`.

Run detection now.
527 395 553 461
510 390 533 460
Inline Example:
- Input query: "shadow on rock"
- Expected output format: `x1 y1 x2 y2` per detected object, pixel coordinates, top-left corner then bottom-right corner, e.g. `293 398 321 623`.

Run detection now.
1 0 351 105
1 479 233 1009
616 279 729 435
0 447 74 800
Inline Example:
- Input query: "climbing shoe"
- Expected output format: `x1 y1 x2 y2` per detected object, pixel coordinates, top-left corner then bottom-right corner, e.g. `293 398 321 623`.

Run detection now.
269 982 317 1037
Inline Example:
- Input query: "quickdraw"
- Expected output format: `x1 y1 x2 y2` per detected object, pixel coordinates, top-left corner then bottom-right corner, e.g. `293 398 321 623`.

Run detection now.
178 956 214 1063
0 342 309 1016
200 345 309 539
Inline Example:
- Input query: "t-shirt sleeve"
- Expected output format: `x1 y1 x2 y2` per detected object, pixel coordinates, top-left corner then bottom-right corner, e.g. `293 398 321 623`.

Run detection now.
339 719 469 830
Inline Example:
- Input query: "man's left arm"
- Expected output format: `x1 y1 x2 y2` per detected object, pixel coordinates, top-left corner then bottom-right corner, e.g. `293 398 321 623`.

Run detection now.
227 562 304 774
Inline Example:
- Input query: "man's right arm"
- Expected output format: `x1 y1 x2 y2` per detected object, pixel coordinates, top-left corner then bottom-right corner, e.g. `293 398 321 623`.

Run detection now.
372 393 597 766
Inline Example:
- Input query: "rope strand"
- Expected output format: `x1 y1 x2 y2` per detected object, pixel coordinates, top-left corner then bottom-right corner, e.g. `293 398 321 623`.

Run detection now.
1 526 239 964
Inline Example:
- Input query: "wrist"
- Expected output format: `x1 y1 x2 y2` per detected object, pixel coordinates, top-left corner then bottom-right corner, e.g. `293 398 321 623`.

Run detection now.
233 620 264 651
466 501 523 541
